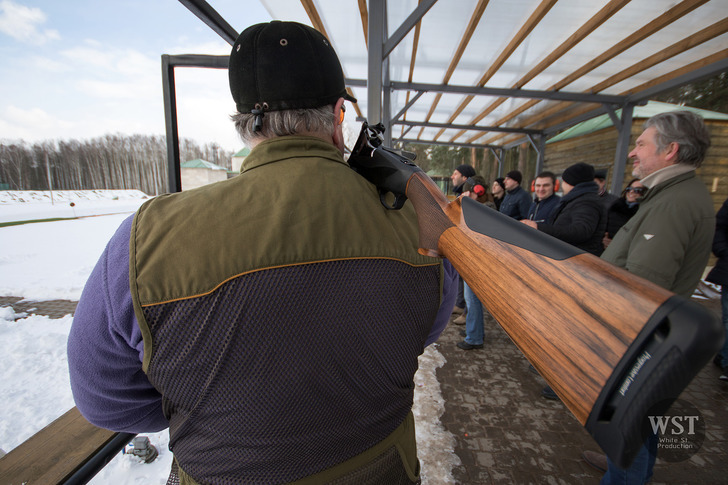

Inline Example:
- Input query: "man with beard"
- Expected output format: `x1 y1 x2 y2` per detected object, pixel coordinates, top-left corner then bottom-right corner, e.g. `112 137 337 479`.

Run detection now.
450 164 476 197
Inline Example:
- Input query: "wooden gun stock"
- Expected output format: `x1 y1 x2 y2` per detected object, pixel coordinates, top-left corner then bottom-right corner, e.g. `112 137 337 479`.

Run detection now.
403 172 723 468
347 122 723 467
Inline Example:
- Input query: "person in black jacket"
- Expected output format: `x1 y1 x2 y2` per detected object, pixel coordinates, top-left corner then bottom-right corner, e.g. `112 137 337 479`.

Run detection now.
706 197 728 382
522 162 606 256
499 170 531 220
594 168 620 210
602 178 645 250
491 177 506 211
450 164 476 196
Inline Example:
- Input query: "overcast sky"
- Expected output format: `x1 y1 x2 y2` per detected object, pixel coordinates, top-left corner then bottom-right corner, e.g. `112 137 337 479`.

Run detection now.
0 0 273 152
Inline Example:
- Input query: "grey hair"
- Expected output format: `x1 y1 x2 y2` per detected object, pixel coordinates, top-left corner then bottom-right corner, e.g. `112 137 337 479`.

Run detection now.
231 105 336 145
643 110 711 167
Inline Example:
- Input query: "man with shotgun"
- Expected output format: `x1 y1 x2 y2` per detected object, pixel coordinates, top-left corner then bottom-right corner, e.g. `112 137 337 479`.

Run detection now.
68 21 455 484
582 110 715 484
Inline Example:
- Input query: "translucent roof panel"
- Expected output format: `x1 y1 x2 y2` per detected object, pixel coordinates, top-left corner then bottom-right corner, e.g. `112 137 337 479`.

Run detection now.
226 0 728 148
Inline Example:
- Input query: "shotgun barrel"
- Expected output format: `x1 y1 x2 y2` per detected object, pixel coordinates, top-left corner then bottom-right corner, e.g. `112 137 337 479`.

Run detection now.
348 122 724 468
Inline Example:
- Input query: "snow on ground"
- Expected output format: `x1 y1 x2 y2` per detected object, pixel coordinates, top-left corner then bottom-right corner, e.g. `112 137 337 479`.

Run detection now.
0 190 151 224
0 304 173 483
0 190 458 483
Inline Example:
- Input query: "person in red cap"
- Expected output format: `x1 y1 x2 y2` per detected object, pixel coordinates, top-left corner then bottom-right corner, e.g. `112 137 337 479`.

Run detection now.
456 176 495 351
68 20 455 484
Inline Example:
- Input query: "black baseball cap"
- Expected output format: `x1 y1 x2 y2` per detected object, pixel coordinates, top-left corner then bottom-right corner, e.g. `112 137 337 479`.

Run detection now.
229 21 357 114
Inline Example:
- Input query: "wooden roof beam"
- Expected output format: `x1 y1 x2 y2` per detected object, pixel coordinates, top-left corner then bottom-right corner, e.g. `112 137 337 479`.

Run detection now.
301 0 328 37
401 0 425 137
541 49 728 136
416 0 489 140
449 0 631 144
480 0 711 142
358 0 368 47
431 0 557 141
497 51 728 149
474 17 728 145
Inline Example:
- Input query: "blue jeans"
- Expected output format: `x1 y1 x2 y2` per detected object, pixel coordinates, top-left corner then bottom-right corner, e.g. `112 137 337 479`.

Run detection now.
720 291 728 369
463 282 483 346
601 433 658 485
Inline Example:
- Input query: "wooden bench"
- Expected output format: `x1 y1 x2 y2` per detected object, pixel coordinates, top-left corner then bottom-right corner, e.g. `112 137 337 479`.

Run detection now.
0 407 134 485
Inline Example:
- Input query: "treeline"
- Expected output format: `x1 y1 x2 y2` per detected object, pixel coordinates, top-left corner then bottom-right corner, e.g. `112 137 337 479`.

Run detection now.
0 134 235 195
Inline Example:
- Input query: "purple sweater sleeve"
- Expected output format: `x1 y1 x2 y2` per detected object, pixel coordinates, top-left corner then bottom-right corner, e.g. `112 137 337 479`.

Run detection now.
425 258 457 346
67 215 168 433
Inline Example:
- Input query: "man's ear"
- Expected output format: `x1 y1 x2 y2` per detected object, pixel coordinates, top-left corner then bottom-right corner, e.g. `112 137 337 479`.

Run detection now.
332 97 345 147
333 98 345 128
664 141 680 163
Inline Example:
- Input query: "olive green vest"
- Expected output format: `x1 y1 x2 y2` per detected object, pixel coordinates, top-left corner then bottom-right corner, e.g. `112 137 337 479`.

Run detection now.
130 136 442 484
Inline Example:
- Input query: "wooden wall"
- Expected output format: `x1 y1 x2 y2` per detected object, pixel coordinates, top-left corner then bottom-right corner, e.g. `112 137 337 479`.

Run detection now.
544 119 728 213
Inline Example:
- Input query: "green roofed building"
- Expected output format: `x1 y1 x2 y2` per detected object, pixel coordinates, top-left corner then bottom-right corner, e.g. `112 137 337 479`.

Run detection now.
231 147 251 173
181 159 228 190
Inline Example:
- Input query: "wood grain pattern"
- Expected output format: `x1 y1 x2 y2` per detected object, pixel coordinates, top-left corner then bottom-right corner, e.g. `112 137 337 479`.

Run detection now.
407 173 672 424
0 407 120 484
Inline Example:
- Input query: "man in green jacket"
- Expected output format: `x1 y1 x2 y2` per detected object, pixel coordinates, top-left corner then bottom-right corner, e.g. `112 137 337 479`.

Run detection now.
582 110 715 484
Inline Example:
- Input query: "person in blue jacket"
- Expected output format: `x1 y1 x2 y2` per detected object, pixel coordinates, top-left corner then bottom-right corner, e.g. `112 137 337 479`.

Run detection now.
527 171 561 223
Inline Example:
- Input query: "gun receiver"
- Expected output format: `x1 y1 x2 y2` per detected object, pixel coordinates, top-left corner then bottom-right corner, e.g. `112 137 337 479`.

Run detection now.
347 121 724 468
348 122 422 210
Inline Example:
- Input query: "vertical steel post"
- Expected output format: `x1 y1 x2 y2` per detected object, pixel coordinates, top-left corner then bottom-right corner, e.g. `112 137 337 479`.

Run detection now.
528 134 546 176
162 55 182 193
367 0 384 125
611 103 634 194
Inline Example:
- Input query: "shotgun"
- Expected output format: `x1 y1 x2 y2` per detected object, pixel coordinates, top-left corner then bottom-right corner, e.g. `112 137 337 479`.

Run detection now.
348 121 724 469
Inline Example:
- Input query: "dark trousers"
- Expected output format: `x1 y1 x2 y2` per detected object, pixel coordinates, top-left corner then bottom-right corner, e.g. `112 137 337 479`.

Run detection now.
456 273 466 309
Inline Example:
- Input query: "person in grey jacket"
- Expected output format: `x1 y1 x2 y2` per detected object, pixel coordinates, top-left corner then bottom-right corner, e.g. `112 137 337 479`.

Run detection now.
581 110 715 485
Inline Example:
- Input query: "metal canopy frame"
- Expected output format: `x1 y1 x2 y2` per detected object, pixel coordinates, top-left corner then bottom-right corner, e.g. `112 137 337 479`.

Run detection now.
162 54 228 192
166 0 728 193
